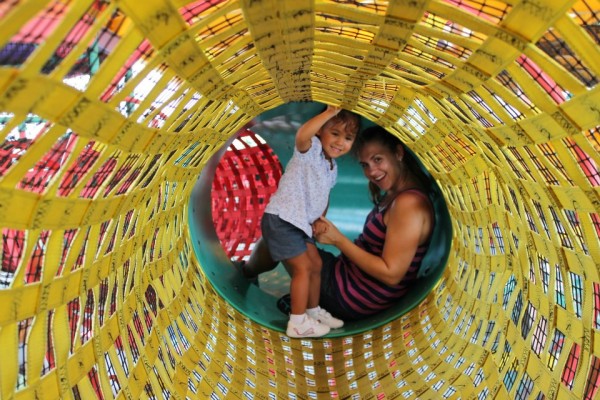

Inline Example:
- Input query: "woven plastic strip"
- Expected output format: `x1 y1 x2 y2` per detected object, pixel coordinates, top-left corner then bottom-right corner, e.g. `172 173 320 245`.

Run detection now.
0 1 599 399
211 128 282 262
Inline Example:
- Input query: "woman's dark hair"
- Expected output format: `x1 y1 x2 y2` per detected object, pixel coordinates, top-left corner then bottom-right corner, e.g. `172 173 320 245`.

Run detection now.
353 125 430 205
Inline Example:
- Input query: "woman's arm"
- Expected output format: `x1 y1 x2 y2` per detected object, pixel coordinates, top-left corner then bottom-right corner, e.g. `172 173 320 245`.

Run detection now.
296 105 340 153
315 192 432 286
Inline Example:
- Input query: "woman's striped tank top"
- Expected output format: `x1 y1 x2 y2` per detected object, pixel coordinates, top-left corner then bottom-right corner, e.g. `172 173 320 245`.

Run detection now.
331 189 432 317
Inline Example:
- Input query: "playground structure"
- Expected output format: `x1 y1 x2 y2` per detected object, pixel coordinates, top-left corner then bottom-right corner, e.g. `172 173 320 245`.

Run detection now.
0 1 599 399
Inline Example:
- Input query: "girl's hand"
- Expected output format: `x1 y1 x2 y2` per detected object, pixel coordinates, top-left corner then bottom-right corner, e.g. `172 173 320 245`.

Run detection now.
326 105 341 116
296 104 342 152
312 219 329 236
314 217 341 246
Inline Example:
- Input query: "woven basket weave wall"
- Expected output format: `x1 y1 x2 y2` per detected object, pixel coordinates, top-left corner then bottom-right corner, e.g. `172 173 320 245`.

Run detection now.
0 1 599 399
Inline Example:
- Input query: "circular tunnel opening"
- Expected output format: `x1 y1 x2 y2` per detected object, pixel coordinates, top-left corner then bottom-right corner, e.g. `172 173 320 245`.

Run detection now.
188 102 453 337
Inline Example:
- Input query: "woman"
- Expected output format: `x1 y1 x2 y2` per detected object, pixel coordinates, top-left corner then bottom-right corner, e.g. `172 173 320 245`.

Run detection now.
242 125 434 321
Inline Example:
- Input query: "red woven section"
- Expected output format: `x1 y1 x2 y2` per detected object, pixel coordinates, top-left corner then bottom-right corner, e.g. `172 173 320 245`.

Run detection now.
211 129 282 261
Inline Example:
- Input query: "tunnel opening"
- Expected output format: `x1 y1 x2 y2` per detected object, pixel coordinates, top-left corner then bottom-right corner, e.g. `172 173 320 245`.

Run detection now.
189 102 453 336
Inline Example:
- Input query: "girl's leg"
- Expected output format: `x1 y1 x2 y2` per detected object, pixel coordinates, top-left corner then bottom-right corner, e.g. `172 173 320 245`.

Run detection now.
282 250 313 316
243 237 278 278
305 245 344 329
305 242 322 309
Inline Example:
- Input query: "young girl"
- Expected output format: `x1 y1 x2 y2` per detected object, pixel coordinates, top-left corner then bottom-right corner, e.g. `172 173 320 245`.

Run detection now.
240 105 360 338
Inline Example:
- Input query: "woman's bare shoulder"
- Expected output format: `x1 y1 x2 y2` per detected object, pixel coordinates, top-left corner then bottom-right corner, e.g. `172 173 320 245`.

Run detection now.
392 189 431 208
387 190 433 224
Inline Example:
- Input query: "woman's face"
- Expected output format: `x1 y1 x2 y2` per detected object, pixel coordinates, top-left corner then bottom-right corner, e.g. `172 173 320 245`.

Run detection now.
357 141 402 192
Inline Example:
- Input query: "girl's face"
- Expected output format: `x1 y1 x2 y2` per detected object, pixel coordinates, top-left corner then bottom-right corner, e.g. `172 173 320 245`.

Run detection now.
357 141 403 192
319 121 356 160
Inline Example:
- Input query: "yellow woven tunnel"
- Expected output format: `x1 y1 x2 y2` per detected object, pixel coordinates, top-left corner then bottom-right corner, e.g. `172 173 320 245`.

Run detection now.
1 1 599 399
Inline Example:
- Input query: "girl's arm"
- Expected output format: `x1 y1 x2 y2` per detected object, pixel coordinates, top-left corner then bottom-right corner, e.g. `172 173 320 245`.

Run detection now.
311 198 330 236
315 192 432 286
296 105 340 153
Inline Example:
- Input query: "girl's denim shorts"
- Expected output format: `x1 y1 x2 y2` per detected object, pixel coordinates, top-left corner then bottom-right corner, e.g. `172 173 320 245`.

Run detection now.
261 213 314 261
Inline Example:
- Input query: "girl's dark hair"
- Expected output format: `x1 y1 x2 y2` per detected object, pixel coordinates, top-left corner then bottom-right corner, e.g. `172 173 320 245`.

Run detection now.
353 125 430 205
320 106 361 136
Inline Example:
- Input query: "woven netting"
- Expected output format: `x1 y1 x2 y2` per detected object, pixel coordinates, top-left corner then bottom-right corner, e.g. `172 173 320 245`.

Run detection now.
212 128 282 262
0 0 599 399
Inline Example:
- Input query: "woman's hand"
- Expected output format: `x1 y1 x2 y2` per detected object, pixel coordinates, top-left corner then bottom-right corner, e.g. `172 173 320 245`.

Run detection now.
314 217 342 246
